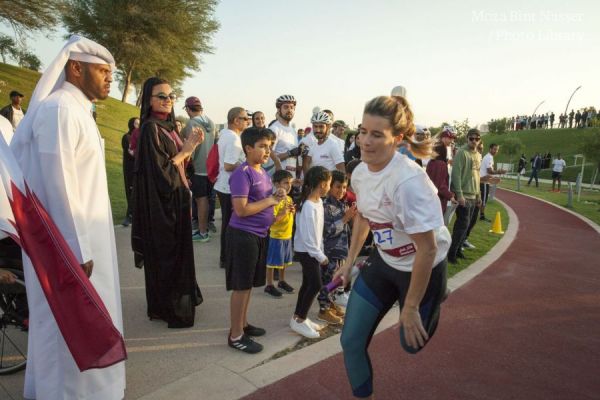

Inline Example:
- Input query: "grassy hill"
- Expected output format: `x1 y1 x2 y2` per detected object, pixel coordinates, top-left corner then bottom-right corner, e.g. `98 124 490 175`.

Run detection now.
0 62 137 221
484 128 600 182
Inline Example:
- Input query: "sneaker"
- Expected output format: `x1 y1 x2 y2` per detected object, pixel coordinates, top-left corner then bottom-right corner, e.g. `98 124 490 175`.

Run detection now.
462 240 476 249
192 231 210 243
264 285 282 298
306 318 326 331
228 334 263 354
208 222 217 233
191 219 199 232
290 318 320 339
334 291 350 308
330 302 345 317
121 216 131 227
479 216 492 222
318 308 343 325
244 323 266 337
277 280 295 294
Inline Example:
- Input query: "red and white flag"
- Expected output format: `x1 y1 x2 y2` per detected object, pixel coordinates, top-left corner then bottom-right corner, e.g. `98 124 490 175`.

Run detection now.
0 134 126 371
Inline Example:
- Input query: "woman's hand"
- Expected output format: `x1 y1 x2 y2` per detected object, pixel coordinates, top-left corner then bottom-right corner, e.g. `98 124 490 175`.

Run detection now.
182 127 204 155
399 305 428 349
332 259 352 286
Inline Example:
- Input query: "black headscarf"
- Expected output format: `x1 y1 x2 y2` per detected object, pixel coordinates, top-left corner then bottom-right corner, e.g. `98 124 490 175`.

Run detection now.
139 77 176 132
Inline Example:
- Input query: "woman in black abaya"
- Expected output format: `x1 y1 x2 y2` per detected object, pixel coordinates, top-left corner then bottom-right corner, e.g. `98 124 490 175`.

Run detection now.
132 77 204 328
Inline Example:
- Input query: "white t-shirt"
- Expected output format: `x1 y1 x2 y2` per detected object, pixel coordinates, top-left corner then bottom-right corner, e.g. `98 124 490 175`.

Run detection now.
331 135 345 155
11 106 24 130
270 120 298 170
293 198 326 263
552 158 566 173
308 136 345 171
480 153 494 178
352 152 450 271
214 128 245 194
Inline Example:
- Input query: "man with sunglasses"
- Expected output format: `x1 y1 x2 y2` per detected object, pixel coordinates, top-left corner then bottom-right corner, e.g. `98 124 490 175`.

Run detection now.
447 128 482 263
214 107 248 268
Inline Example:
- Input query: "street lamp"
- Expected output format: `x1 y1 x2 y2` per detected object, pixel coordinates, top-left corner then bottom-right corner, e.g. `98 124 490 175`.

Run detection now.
532 100 545 115
564 86 582 115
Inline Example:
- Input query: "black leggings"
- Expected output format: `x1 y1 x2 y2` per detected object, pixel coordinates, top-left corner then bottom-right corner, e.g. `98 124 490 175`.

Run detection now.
340 251 447 398
294 252 322 319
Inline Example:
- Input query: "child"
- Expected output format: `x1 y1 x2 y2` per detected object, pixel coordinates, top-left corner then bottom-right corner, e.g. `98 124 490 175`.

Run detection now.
264 170 296 298
290 166 332 338
318 171 357 324
226 127 286 354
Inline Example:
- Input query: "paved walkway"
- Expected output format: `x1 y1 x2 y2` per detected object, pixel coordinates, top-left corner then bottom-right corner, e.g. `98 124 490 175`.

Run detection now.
242 189 600 399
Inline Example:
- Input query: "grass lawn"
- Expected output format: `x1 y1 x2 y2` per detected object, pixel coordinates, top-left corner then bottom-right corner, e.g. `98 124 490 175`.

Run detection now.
0 62 138 221
446 200 509 277
498 179 600 225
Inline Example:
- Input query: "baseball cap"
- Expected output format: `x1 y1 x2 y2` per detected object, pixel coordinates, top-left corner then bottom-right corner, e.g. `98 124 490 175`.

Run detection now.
184 96 202 109
9 90 24 98
333 120 347 128
440 126 456 139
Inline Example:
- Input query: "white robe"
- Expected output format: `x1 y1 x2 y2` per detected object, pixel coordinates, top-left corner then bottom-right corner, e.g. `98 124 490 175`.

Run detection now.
14 82 125 400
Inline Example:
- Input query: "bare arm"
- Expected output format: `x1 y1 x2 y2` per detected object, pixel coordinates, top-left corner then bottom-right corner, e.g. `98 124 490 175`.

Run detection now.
232 191 285 218
224 162 240 172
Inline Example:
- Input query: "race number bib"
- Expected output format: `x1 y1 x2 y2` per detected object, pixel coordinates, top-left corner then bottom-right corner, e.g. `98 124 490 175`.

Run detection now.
368 221 416 258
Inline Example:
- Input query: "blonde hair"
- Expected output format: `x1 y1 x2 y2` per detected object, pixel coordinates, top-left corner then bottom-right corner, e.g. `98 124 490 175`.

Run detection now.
363 95 432 159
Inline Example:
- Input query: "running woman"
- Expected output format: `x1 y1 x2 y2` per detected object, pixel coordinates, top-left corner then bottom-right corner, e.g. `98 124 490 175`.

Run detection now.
334 95 451 399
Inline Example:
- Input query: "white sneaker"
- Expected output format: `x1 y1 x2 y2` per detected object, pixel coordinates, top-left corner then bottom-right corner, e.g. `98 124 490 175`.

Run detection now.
306 318 326 331
334 291 350 308
290 318 320 339
463 240 476 249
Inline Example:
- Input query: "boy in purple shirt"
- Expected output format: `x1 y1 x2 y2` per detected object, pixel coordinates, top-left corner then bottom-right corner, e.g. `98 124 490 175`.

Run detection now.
226 127 286 354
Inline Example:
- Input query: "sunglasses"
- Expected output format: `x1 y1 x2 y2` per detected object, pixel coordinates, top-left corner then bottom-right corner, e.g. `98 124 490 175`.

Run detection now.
468 136 481 142
152 93 177 101
237 116 251 121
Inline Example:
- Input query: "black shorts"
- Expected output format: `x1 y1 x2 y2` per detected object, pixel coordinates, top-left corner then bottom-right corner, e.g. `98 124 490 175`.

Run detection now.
552 171 561 180
191 175 212 198
225 226 267 291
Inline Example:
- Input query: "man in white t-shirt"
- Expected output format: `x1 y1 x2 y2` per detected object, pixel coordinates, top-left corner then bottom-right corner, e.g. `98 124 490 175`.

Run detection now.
479 143 506 221
303 111 345 174
269 95 303 176
0 90 26 131
214 107 247 268
551 153 567 192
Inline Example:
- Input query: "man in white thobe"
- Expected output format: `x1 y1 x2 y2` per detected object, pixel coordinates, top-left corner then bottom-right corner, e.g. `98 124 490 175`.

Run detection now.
10 36 125 400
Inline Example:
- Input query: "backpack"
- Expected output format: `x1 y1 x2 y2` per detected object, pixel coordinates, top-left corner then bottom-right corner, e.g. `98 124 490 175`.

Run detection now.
206 144 219 184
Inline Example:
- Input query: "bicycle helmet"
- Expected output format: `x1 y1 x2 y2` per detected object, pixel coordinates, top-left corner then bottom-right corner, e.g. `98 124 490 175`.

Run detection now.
311 111 332 125
276 94 297 108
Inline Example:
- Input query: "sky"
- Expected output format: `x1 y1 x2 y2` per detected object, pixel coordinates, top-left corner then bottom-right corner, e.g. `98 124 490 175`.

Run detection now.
3 0 600 129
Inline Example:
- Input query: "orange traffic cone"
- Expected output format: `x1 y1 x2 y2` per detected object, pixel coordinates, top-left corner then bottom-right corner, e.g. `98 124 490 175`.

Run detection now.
489 211 504 234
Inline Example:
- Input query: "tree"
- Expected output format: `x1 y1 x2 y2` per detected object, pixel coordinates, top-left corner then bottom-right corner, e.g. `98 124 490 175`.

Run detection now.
62 0 220 102
500 137 523 170
0 0 64 40
15 49 42 71
488 118 508 134
0 34 18 63
580 131 600 185
452 118 471 146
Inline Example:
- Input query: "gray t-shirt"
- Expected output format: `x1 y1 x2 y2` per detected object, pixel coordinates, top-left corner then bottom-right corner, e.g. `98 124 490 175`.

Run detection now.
183 115 215 175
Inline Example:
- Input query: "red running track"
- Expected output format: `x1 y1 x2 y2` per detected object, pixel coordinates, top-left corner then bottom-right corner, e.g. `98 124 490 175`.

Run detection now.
243 189 600 400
